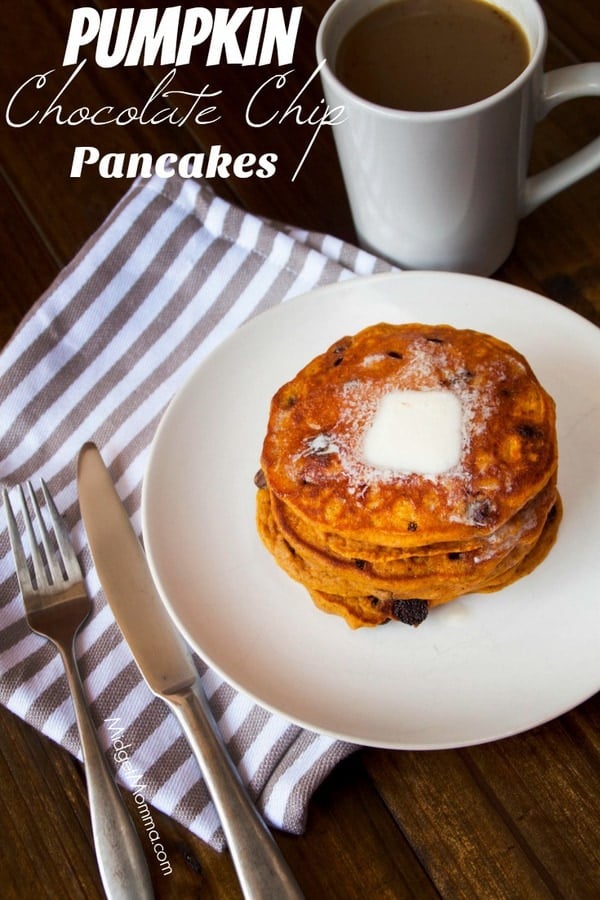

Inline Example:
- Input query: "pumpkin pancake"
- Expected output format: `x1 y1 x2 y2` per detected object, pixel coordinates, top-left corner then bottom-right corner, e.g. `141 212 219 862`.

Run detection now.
257 474 557 599
307 495 563 630
256 483 560 628
257 322 560 628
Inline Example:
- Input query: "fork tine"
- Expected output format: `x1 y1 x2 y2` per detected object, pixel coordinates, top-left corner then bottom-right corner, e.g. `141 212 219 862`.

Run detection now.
40 478 83 582
2 487 35 595
18 484 50 591
26 481 56 575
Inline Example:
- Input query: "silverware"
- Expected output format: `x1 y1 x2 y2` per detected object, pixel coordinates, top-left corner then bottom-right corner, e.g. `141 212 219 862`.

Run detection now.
77 442 305 900
3 481 154 900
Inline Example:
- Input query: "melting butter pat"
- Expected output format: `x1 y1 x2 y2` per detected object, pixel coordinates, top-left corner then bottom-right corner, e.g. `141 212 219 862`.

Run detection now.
362 390 463 475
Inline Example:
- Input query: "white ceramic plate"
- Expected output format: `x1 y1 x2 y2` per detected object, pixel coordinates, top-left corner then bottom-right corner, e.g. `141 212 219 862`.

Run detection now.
142 272 600 749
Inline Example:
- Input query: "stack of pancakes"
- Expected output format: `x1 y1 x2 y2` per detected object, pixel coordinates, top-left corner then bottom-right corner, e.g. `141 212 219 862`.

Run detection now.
256 323 561 628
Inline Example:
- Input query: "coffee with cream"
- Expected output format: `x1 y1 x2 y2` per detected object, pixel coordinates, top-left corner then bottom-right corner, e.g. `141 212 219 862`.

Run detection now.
334 0 530 112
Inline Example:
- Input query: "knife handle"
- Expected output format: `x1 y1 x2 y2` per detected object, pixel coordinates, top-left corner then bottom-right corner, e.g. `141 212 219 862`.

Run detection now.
166 684 305 900
61 645 155 900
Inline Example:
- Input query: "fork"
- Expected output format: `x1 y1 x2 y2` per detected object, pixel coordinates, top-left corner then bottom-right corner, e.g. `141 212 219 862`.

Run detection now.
3 480 154 900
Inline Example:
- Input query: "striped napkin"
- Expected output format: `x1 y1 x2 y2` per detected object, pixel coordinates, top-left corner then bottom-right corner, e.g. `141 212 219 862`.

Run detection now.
0 174 393 850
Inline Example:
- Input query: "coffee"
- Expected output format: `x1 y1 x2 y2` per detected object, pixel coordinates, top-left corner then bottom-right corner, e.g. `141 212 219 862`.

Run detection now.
334 0 530 112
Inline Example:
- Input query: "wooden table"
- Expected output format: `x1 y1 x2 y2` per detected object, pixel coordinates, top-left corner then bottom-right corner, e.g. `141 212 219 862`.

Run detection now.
1 2 598 897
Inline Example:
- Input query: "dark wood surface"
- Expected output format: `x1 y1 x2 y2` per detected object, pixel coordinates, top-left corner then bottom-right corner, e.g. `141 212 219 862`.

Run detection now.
1 2 599 898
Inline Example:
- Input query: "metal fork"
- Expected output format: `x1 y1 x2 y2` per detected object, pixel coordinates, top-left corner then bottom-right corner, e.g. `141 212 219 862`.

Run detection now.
3 480 154 900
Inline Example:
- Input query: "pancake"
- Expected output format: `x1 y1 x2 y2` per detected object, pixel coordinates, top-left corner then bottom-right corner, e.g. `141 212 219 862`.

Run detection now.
305 497 561 630
256 322 560 628
257 474 557 599
256 487 561 628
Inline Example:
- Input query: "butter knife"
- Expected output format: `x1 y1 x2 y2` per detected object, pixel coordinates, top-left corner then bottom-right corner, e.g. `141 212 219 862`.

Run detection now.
77 442 304 900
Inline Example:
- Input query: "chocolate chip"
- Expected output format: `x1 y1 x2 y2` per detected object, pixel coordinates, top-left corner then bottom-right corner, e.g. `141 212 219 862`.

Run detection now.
391 599 429 626
354 559 367 569
468 497 495 525
407 521 418 532
443 369 474 386
516 423 544 439
305 433 336 456
447 552 461 560
333 356 344 367
254 469 266 489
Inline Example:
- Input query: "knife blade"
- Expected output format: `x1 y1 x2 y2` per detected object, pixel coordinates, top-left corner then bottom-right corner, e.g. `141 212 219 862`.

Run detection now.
77 442 304 900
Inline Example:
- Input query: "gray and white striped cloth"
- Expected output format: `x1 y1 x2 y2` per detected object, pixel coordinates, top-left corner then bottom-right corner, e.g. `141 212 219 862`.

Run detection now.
0 174 393 849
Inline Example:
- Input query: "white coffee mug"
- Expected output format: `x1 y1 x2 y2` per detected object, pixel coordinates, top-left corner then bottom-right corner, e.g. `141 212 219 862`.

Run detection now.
316 0 600 275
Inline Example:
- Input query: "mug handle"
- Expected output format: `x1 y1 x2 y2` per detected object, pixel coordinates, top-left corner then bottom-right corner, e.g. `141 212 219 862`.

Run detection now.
521 62 600 217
